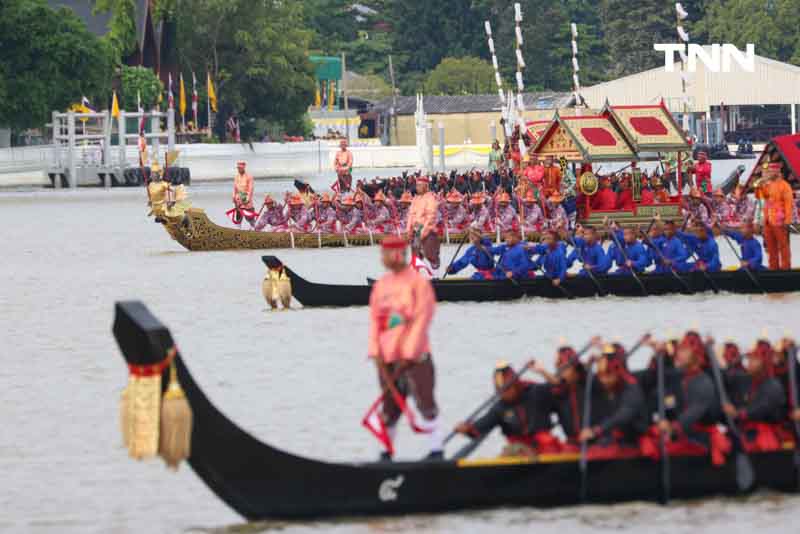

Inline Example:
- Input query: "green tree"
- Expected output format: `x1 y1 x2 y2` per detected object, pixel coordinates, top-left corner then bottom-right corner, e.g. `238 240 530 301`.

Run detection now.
484 0 572 92
93 0 138 63
564 0 610 87
703 0 800 65
0 0 113 130
386 1 489 83
423 57 496 95
120 66 163 110
348 73 394 101
601 0 674 77
176 0 316 136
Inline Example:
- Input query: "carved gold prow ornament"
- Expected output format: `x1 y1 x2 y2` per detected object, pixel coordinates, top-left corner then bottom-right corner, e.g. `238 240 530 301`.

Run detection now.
263 266 292 311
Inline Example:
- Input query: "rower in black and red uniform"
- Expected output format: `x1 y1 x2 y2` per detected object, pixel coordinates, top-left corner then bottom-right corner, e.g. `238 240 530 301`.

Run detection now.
774 337 800 423
578 344 649 454
542 344 590 447
720 338 786 452
644 332 730 466
454 361 560 457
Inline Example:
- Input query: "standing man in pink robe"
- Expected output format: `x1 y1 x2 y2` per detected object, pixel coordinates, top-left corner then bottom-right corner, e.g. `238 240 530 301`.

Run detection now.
406 176 441 272
368 236 442 461
229 161 257 228
334 139 354 192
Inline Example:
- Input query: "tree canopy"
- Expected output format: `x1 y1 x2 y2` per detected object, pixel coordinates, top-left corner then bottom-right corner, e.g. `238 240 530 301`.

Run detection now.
0 0 113 130
424 57 496 95
176 0 315 133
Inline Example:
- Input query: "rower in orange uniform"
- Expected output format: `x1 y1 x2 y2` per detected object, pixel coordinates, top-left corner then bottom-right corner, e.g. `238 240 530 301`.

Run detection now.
406 176 441 273
368 236 442 460
542 156 562 198
758 162 793 270
334 139 354 192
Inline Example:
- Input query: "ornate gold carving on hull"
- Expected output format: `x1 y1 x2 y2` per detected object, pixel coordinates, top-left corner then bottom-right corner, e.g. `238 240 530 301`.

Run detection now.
161 208 474 252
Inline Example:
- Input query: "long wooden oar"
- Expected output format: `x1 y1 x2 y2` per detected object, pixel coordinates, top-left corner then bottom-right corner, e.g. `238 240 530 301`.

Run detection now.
719 232 766 294
442 231 469 280
579 356 595 502
656 346 670 504
606 223 648 295
449 339 596 459
705 341 755 491
566 233 606 296
787 344 800 491
639 229 693 294
536 265 574 299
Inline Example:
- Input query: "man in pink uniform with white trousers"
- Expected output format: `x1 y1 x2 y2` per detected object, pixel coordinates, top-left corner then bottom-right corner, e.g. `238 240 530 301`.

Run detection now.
368 236 443 461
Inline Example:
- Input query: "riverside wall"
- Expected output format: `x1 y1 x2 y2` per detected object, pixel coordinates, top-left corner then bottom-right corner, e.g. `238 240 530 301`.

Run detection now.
0 142 494 187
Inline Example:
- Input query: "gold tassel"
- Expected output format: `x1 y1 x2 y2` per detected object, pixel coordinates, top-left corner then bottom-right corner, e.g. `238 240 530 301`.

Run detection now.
119 377 132 449
159 360 193 470
128 374 161 460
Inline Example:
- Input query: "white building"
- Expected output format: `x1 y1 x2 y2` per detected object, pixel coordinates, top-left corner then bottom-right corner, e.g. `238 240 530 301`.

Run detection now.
581 47 800 144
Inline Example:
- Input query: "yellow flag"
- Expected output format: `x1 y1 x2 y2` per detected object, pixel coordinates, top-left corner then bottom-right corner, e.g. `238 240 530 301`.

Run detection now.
207 73 218 113
111 91 120 118
328 80 335 111
179 73 187 117
314 82 321 108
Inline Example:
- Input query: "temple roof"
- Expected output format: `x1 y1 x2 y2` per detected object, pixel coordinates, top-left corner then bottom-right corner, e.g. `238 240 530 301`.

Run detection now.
602 101 690 153
532 113 637 162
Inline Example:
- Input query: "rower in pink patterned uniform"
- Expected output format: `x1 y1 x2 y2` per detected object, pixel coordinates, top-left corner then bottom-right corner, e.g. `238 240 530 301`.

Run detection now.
521 189 544 233
444 190 468 233
286 194 313 232
727 185 755 228
494 192 518 233
544 193 569 231
314 193 337 233
683 187 712 226
469 193 492 232
396 191 412 231
365 191 395 234
336 195 364 233
710 189 732 225
254 195 288 231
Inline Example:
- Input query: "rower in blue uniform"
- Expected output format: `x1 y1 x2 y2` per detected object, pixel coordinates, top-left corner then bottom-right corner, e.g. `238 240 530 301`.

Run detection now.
652 220 690 274
568 225 611 276
608 227 649 275
721 222 765 271
678 223 721 273
531 230 568 286
491 227 532 280
643 223 665 268
447 227 496 279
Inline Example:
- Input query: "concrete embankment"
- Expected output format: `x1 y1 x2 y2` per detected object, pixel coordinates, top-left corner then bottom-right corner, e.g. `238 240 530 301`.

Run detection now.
0 142 493 188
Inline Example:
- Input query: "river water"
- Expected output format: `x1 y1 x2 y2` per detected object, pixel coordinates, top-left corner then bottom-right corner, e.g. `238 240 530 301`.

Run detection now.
4 159 800 533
